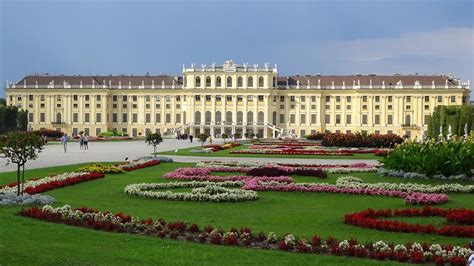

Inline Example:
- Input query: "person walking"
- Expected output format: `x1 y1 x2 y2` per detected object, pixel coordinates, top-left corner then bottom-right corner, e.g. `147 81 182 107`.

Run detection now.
60 134 69 153
189 134 193 143
79 134 84 150
84 134 89 150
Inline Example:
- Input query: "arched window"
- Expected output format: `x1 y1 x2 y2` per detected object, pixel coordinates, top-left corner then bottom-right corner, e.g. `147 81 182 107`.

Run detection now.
248 77 253 87
237 111 243 125
205 111 212 124
272 111 277 125
56 112 62 123
237 76 243 87
216 76 222 87
257 111 264 124
206 76 211 87
194 111 201 124
195 77 201 88
272 77 277 87
226 111 233 123
215 111 222 125
258 76 264 87
247 111 254 125
183 111 186 124
227 76 232 87
405 115 411 125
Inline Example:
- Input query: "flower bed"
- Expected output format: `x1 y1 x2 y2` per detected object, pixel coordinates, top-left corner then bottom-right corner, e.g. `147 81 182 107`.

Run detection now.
19 205 473 265
242 179 448 205
163 167 293 183
336 176 474 194
116 158 160 171
124 181 258 202
0 192 55 206
0 172 105 195
378 168 473 181
77 164 125 174
321 132 403 148
344 206 474 238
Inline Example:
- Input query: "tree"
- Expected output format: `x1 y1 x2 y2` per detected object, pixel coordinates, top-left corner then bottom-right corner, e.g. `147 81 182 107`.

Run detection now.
145 133 163 157
0 98 6 106
233 133 241 140
197 133 209 148
17 109 28 131
221 133 228 143
4 106 18 132
0 132 44 195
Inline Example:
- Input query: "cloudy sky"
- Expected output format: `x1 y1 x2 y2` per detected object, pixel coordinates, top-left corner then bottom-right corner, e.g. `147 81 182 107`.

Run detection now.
1 1 473 97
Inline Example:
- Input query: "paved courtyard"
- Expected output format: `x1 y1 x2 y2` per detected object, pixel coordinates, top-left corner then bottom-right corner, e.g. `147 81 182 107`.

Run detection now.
0 139 379 173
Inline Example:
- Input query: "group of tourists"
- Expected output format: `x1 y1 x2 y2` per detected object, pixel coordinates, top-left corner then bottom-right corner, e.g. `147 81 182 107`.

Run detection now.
59 133 89 153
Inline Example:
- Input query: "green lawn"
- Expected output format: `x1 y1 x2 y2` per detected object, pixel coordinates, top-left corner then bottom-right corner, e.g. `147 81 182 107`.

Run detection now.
1 163 473 265
157 144 379 159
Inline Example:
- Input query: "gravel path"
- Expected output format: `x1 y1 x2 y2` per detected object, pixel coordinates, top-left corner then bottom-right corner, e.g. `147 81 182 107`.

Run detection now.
0 139 379 173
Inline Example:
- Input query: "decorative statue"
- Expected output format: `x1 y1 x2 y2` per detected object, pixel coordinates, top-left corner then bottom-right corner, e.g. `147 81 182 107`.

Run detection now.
421 128 426 143
438 126 444 141
464 123 469 139
447 125 452 140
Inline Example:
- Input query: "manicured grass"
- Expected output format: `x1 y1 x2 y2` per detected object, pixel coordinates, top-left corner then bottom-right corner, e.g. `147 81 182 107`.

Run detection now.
157 144 379 159
1 162 473 265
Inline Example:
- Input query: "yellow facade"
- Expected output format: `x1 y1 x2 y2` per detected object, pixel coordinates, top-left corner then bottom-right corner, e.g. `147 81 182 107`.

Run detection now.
5 60 471 139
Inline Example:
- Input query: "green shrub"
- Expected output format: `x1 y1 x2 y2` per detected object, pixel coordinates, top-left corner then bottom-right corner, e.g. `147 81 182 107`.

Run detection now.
98 131 121 137
78 164 125 174
381 138 474 177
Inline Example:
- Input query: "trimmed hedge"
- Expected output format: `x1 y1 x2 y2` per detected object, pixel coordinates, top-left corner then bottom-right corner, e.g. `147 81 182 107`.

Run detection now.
321 132 403 148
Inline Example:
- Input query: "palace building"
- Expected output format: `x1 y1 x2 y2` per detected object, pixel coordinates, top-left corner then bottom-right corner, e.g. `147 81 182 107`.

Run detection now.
4 60 471 139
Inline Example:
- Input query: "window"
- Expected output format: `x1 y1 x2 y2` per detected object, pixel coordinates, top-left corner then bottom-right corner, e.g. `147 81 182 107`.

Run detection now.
424 115 430 125
424 96 429 102
216 77 222 87
325 96 330 102
96 95 101 101
325 114 330 124
122 113 128 123
375 96 380 102
227 76 232 87
258 76 264 87
248 77 253 87
195 77 201 87
362 96 367 102
176 96 180 101
96 128 101 136
40 95 45 101
279 114 285 124
375 105 380 110
300 96 306 102
374 115 380 125
132 104 137 109
73 113 78 123
73 95 79 101
155 95 161 101
336 96 341 102
237 76 243 87
205 95 211 101
280 96 285 102
85 103 90 108
195 95 201 101
311 96 316 102
450 96 456 103
145 113 151 123
165 114 171 123
311 114 317 124
145 95 151 102
258 95 264 102
424 105 429 110
362 105 367 110
132 113 138 123
388 105 392 110
175 113 181 123
406 96 411 103
216 95 222 101
247 95 254 101
40 113 45 122
96 113 102 123
335 114 341 124
112 113 118 123
346 114 351 124
122 96 127 102
362 115 367 125
406 105 411 110
387 115 393 125
290 114 295 124
300 114 306 124
132 96 138 102
237 96 243 102
437 96 442 103
206 76 211 87
311 105 316 110
346 105 351 110
56 96 61 101
346 96 351 103
28 113 34 122
405 115 411 125
155 113 161 123
388 96 392 102
112 95 117 101
290 96 295 102
226 95 232 101
85 95 89 101
84 113 90 123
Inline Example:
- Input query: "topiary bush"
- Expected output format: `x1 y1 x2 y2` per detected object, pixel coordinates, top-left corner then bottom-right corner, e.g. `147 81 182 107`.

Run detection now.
305 132 325 141
246 167 287 177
